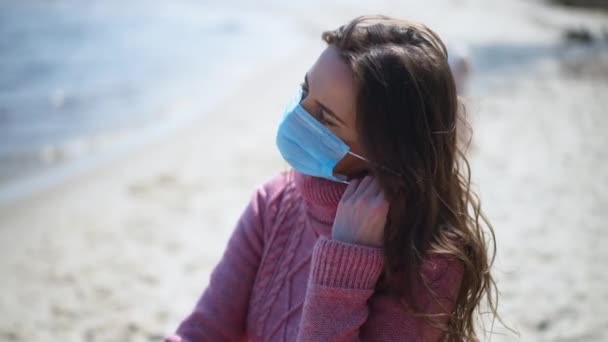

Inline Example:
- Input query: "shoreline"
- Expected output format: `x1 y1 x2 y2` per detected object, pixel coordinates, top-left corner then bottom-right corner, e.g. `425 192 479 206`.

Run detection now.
0 40 308 213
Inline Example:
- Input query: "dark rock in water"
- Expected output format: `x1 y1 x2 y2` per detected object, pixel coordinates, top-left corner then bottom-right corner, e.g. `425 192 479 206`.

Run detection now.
560 47 608 80
563 27 595 44
548 0 608 10
1 331 20 341
535 319 551 331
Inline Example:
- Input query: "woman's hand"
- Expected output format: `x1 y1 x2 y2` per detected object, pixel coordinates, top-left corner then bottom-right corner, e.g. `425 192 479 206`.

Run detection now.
331 175 389 248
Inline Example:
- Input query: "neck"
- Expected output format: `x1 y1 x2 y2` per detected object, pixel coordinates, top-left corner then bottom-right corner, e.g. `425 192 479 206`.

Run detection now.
292 170 348 226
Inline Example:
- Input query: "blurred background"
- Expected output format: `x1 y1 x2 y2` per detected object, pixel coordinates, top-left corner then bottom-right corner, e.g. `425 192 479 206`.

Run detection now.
0 0 606 341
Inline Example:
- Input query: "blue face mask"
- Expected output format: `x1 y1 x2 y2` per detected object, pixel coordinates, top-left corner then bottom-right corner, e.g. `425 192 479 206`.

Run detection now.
275 87 369 183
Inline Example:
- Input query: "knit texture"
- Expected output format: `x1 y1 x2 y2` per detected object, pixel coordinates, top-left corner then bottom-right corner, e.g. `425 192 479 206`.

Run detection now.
165 170 464 341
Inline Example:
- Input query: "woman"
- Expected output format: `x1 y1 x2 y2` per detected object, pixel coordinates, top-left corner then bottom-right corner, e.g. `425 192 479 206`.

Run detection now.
166 15 503 341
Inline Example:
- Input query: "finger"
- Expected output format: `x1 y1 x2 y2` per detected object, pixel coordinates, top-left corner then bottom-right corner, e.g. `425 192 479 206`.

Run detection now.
350 176 371 200
342 176 362 199
360 176 381 198
368 176 382 194
358 175 374 193
366 190 388 213
373 188 388 205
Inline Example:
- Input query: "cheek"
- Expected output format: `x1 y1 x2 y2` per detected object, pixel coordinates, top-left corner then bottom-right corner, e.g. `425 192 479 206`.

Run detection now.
333 153 368 176
331 127 367 175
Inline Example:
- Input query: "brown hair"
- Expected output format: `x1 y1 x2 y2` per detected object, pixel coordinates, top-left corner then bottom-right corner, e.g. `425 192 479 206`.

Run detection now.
322 15 515 341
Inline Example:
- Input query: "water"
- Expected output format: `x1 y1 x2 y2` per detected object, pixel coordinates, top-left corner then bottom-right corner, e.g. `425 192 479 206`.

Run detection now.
0 0 300 199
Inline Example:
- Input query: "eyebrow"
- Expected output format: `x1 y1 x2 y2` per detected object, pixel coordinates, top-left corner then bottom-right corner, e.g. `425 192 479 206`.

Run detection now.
305 73 347 126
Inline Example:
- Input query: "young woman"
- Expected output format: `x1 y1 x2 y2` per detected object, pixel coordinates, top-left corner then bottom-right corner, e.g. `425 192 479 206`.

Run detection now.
166 15 502 342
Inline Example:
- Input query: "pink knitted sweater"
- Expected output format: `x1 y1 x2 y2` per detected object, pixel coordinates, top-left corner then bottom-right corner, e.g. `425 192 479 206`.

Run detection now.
166 170 464 341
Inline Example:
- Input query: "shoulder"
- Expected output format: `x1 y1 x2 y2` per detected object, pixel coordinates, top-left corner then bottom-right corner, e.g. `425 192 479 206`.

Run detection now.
420 254 464 287
246 171 300 236
251 170 297 209
415 253 465 310
362 254 465 339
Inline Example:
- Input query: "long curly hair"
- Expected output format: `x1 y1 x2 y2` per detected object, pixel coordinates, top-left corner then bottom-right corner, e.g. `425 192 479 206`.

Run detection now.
322 15 515 341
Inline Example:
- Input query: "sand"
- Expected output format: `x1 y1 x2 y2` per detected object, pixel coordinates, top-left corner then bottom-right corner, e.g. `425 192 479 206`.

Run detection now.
0 1 606 341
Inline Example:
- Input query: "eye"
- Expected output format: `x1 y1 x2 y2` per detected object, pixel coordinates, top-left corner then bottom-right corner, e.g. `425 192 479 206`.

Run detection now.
319 109 334 127
300 82 309 96
299 81 333 127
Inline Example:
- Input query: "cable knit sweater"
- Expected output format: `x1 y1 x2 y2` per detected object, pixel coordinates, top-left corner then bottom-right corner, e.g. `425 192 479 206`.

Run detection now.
165 170 464 341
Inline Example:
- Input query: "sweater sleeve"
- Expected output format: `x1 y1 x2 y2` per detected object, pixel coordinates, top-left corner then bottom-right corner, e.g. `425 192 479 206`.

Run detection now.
296 237 385 342
296 237 464 342
165 185 269 342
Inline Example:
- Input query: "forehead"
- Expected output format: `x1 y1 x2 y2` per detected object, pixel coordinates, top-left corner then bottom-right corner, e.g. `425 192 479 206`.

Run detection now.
309 46 354 87
308 46 357 120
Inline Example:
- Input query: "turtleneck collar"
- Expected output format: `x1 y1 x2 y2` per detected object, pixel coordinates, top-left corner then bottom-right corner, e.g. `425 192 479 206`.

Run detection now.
292 170 348 229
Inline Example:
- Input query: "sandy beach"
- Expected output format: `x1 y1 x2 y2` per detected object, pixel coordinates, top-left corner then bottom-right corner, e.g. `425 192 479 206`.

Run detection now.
1 0 607 341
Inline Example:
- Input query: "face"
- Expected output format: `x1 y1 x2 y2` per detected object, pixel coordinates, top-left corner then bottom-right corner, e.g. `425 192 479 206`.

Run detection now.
300 45 369 178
